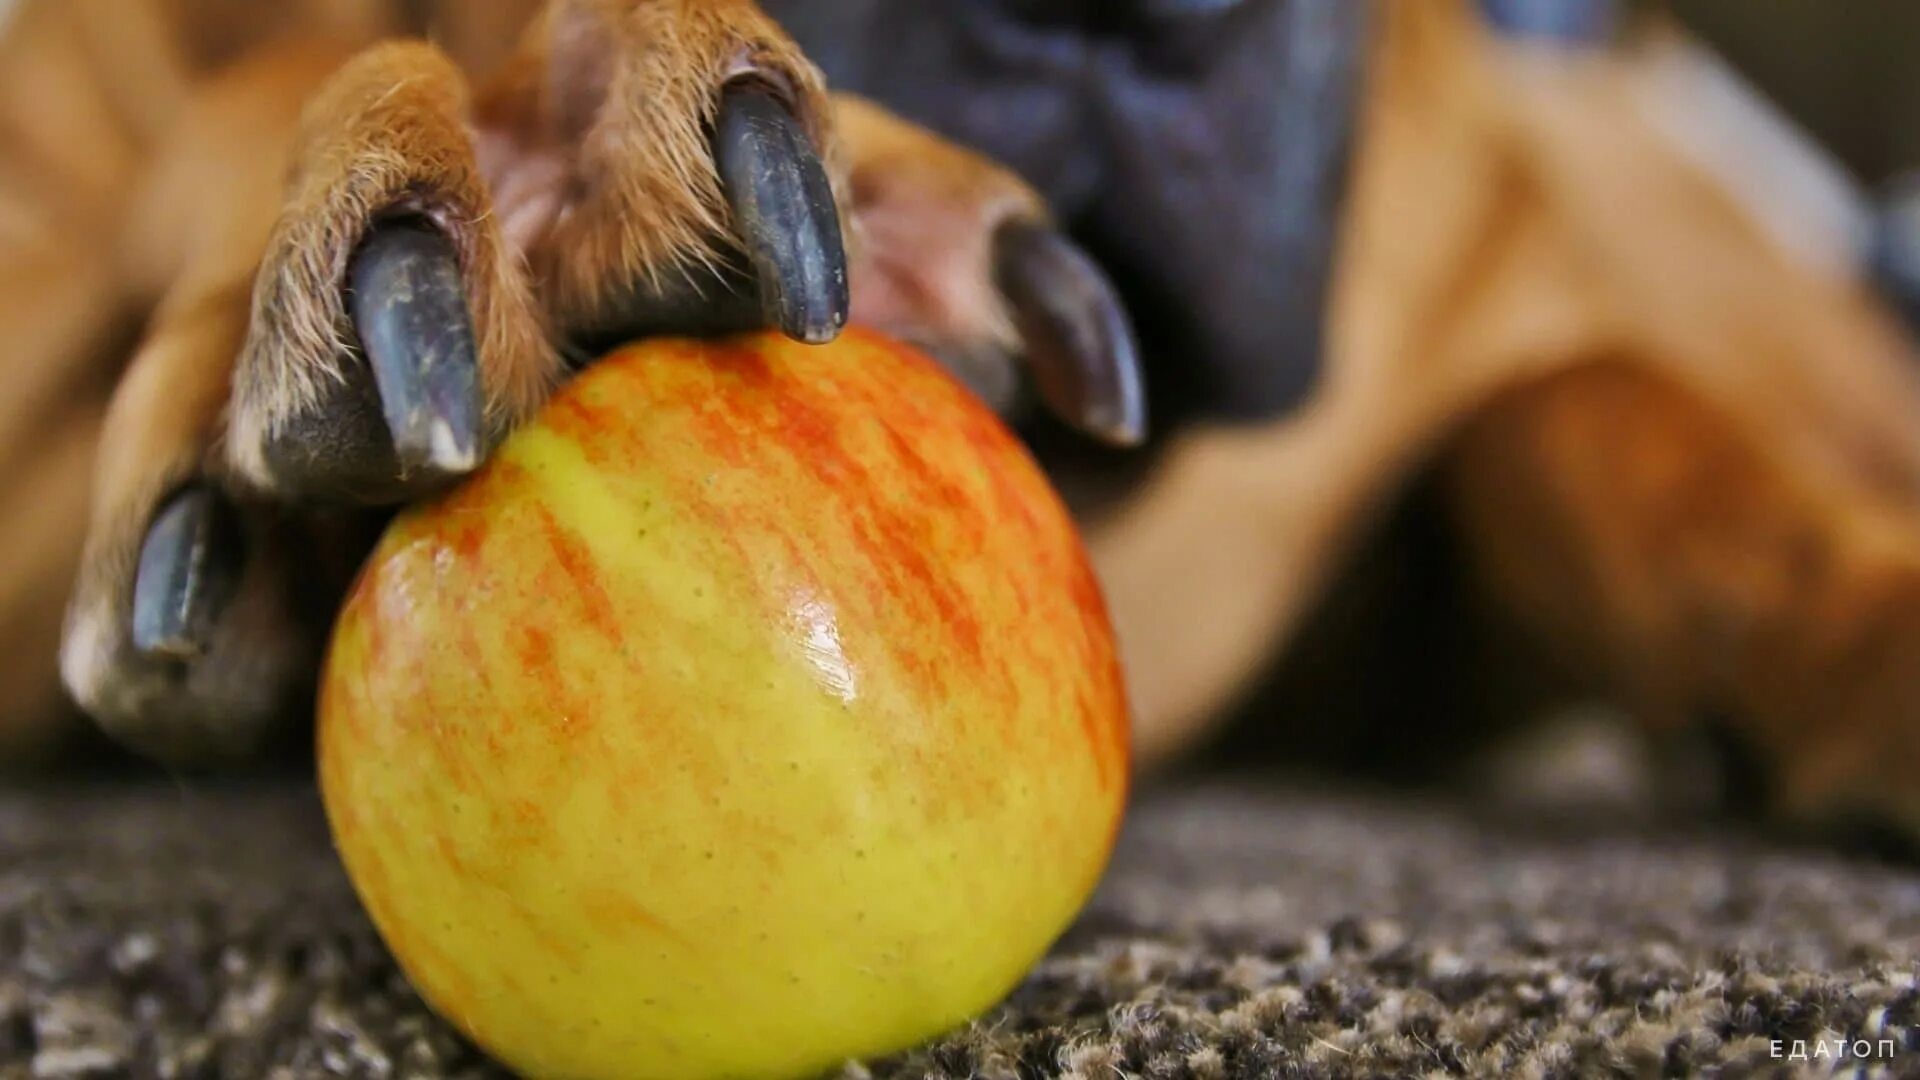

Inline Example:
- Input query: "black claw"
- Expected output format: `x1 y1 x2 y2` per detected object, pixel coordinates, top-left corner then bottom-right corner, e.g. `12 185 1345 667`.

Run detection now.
714 82 850 345
994 222 1148 447
131 487 242 660
348 221 483 480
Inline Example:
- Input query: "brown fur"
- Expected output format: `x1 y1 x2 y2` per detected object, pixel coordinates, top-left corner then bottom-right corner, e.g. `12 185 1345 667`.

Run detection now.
1097 1 1920 830
479 0 833 333
0 405 99 750
63 42 382 756
0 0 1059 757
7 0 1920 832
1447 362 1920 825
226 40 558 491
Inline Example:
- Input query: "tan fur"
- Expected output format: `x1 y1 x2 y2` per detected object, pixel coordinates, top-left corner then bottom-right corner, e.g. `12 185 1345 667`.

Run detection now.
831 93 1062 407
9 0 1920 831
0 2 148 226
0 0 1056 756
0 237 120 490
226 40 560 490
0 407 99 758
60 43 368 751
836 94 1047 359
1101 0 1920 829
1447 362 1920 824
478 0 834 332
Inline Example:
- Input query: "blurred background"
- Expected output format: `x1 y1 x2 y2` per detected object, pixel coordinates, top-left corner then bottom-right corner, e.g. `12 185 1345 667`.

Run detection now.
1214 0 1920 823
1677 0 1920 181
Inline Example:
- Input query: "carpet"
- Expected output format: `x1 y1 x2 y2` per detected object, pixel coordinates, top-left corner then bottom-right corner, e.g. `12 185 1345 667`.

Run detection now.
4 778 1918 1078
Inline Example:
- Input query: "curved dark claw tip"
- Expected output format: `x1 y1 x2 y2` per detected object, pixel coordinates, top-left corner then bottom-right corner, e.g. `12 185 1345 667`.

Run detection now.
131 487 242 660
994 222 1148 447
349 221 483 479
714 82 850 345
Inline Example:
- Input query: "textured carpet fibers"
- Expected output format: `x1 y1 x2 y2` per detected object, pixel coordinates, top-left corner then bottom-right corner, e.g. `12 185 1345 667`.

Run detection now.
3 779 1919 1078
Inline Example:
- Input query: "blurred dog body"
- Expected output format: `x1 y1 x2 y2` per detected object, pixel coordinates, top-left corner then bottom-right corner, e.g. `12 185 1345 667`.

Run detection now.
1106 0 1920 823
4 1 1920 833
1097 3 1920 836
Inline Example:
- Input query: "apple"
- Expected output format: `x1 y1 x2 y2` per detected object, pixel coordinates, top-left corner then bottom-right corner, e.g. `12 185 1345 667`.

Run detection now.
318 328 1130 1080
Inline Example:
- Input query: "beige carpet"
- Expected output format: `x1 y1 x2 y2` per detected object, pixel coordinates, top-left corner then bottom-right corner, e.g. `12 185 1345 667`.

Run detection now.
4 778 1918 1077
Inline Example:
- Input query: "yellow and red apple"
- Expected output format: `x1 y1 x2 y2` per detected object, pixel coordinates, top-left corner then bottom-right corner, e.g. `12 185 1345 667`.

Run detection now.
318 328 1129 1079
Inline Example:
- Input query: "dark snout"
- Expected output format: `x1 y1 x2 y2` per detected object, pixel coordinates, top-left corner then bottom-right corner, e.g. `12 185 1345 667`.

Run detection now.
765 0 1371 431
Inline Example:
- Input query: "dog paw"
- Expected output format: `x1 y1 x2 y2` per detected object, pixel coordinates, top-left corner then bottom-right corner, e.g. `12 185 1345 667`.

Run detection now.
64 3 1148 764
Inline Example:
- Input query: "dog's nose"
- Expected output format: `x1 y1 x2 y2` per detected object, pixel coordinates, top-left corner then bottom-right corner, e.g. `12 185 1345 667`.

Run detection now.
1479 0 1618 45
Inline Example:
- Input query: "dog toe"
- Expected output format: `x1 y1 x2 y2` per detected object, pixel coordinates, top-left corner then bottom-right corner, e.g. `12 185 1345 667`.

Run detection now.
227 41 558 505
714 81 850 344
256 220 487 503
129 485 243 660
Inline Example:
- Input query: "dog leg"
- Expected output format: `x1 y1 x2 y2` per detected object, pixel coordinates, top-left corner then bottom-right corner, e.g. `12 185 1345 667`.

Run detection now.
1445 362 1920 830
223 41 558 503
465 0 847 349
59 43 392 762
0 407 99 759
0 0 201 757
55 4 830 762
62 276 333 763
61 0 1148 763
0 177 114 762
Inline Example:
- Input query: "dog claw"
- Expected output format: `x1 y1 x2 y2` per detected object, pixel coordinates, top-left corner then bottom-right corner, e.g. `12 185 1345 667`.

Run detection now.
714 82 850 345
994 222 1148 447
131 487 242 660
349 221 483 479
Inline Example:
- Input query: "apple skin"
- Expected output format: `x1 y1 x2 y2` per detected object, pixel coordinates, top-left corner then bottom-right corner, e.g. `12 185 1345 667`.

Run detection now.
318 328 1130 1080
